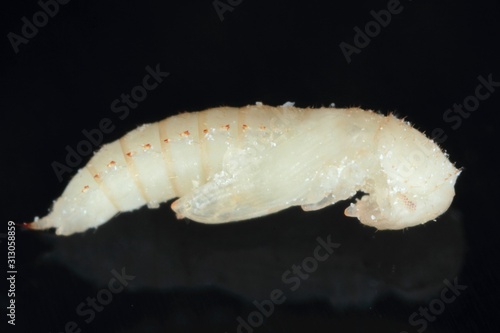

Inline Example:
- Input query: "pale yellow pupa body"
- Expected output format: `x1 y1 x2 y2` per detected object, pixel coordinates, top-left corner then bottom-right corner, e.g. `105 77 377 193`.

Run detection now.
30 103 460 235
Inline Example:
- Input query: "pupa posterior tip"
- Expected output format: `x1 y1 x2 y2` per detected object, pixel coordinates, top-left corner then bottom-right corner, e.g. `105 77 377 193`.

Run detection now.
17 222 33 229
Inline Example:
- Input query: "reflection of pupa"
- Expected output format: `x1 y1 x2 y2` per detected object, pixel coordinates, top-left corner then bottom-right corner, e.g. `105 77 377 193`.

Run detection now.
30 103 460 235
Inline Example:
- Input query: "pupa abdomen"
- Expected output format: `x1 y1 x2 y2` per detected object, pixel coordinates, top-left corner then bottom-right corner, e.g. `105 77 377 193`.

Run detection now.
30 103 460 235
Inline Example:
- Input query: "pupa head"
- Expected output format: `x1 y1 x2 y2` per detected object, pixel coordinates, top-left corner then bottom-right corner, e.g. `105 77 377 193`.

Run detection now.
345 115 460 230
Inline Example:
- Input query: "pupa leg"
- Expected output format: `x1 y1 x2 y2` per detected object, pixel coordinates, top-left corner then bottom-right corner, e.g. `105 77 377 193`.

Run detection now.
301 195 338 212
171 170 272 223
171 142 329 223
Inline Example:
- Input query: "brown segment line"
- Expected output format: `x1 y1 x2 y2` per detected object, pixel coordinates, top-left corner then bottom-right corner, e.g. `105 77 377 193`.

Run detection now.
85 164 121 211
159 118 181 197
119 137 150 204
197 111 209 184
238 107 247 142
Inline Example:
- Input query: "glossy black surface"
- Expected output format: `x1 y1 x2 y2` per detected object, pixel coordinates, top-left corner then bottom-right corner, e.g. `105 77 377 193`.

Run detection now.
2 1 499 332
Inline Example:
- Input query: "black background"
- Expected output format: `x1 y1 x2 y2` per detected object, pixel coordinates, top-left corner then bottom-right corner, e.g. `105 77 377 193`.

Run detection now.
2 0 499 332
